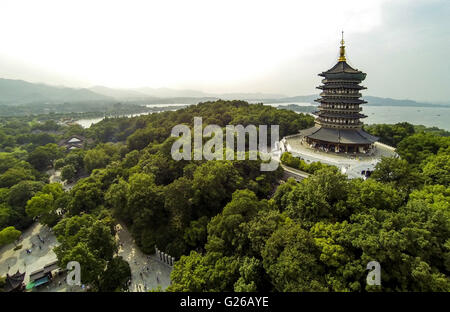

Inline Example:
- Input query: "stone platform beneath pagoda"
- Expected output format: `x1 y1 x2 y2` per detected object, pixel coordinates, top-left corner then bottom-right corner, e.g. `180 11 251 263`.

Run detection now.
280 134 397 179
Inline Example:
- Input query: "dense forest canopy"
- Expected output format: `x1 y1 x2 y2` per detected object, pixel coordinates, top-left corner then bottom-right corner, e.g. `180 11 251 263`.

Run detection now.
0 100 449 292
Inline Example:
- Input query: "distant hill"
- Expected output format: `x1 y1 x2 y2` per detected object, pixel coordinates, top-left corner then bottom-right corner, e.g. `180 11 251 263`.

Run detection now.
363 96 449 107
89 86 151 100
1 77 448 108
0 78 112 105
258 94 450 108
134 87 209 98
257 95 318 104
90 86 286 100
213 92 286 100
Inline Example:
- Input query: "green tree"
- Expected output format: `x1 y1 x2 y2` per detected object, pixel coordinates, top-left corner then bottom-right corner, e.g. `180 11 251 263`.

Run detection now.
0 167 35 188
262 220 326 292
86 220 117 261
347 201 450 291
183 216 209 250
27 144 64 171
68 177 103 215
105 179 130 222
59 242 105 288
422 153 450 186
371 157 421 191
54 159 66 170
53 213 118 288
397 132 449 165
164 177 193 234
364 122 415 147
233 257 263 292
0 203 12 229
25 193 58 226
61 164 76 182
191 161 243 218
346 178 404 212
245 208 284 256
168 251 241 292
0 153 23 174
98 257 131 292
206 190 263 257
0 226 21 247
286 167 350 225
84 149 110 173
127 173 165 252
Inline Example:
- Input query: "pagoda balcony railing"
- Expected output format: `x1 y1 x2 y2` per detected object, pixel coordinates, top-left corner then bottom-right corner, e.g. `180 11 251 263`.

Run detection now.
315 98 368 105
319 92 363 98
321 79 363 84
317 114 366 119
318 106 363 112
317 85 367 90
316 119 363 128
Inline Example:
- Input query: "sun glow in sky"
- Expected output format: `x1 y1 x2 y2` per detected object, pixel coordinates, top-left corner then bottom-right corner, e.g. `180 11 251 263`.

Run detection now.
0 0 449 102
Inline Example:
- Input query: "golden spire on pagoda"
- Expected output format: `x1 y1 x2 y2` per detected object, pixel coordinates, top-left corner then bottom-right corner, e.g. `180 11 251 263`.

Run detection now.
338 30 346 62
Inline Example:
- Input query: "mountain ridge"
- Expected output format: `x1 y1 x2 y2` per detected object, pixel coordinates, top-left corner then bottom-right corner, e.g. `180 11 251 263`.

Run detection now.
0 77 448 107
0 78 113 105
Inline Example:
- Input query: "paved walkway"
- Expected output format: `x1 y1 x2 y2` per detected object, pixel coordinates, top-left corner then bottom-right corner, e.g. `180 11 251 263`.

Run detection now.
0 222 58 285
281 164 310 181
47 169 76 191
116 223 172 292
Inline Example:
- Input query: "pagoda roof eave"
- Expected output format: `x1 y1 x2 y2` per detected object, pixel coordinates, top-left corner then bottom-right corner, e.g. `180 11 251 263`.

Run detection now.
317 84 366 90
315 98 367 104
316 112 367 118
299 126 378 145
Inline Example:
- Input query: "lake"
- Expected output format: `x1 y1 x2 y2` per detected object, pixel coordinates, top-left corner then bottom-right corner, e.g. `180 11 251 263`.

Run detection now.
363 105 450 130
264 102 450 130
75 102 450 131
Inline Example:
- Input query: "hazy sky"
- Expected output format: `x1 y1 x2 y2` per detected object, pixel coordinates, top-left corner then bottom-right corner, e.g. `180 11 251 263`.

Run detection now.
0 0 449 102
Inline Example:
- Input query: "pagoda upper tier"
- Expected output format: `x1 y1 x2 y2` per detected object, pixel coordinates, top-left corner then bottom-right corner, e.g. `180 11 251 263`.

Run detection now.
313 38 368 129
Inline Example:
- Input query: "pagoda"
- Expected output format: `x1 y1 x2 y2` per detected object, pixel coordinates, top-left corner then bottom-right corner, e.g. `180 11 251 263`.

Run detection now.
300 32 378 153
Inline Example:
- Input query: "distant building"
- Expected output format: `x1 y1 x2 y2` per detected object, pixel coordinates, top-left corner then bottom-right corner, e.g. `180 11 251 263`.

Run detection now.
299 32 378 154
58 135 86 150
